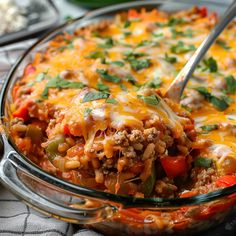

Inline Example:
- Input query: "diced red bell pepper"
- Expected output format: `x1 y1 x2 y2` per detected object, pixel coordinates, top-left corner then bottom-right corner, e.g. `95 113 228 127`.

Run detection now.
160 155 187 178
198 6 208 17
63 124 71 135
24 64 36 76
128 9 139 19
12 100 33 121
216 175 236 187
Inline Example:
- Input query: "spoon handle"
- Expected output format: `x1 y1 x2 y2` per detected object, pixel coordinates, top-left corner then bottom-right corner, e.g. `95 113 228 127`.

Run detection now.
166 1 236 102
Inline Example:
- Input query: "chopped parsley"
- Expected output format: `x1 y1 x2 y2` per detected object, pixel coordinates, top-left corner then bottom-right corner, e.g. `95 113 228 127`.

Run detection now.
98 37 114 49
200 124 218 133
164 53 177 64
142 77 162 89
96 69 121 83
216 39 231 50
86 51 106 60
110 61 125 67
170 41 196 54
124 20 131 28
41 75 85 98
84 108 92 117
137 40 154 47
120 84 128 91
156 17 185 27
124 50 151 71
202 57 218 72
171 28 193 39
59 39 74 52
224 75 236 94
82 91 109 103
124 75 138 85
97 81 110 92
137 94 160 106
194 87 229 111
129 58 151 71
194 157 212 168
152 32 164 38
105 98 118 104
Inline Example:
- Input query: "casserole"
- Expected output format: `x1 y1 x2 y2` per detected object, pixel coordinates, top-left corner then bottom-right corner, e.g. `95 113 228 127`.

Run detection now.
0 1 236 235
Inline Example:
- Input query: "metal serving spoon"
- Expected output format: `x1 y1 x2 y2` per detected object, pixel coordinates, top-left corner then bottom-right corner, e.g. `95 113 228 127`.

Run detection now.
165 0 236 102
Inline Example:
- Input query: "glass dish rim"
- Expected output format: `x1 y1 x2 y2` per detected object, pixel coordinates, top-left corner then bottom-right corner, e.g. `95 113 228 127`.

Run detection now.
1 0 236 208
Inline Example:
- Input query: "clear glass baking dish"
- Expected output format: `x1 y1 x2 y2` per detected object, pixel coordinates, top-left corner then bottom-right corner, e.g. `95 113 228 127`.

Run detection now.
0 1 236 235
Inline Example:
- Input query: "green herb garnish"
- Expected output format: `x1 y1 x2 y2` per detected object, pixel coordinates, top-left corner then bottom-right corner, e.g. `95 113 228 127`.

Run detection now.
171 41 196 54
137 94 160 106
84 108 92 117
216 39 231 50
124 20 131 28
105 98 118 104
200 124 218 133
82 91 109 103
194 87 229 111
156 18 185 27
99 37 114 49
225 75 236 94
41 75 85 98
202 57 218 72
110 61 125 67
164 53 177 64
96 69 121 83
120 84 128 91
87 51 105 60
194 157 212 168
97 81 110 92
124 75 138 85
129 59 151 71
143 77 161 89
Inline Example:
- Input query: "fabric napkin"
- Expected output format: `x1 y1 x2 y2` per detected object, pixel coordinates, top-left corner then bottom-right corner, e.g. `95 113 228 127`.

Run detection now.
0 39 102 236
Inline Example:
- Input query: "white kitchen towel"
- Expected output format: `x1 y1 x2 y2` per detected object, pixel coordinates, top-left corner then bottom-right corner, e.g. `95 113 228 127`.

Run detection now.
0 39 102 236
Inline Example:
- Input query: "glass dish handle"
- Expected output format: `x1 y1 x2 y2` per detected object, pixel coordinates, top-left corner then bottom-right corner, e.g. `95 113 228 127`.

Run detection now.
0 136 116 224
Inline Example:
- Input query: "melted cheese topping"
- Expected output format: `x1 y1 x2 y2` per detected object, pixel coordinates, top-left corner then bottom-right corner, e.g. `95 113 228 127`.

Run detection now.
12 7 236 167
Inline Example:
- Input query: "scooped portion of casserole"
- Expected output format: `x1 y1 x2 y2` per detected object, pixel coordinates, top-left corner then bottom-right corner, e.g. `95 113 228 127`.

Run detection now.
10 7 236 198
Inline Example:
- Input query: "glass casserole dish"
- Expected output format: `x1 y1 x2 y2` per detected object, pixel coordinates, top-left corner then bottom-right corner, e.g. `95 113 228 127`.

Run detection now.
0 0 236 235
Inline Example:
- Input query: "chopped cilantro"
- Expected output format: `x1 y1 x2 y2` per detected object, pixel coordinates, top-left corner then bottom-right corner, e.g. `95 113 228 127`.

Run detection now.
41 75 85 98
59 39 74 52
171 41 196 54
152 32 164 38
120 84 128 91
200 124 218 133
194 87 229 111
171 28 193 39
124 75 138 85
96 69 121 83
105 98 118 104
143 77 161 89
84 108 92 117
86 51 106 60
124 20 131 28
129 59 151 71
82 92 109 103
97 81 110 92
123 32 132 37
202 57 218 72
137 40 153 47
156 18 185 27
98 37 114 49
110 61 125 67
164 53 177 64
216 39 231 50
225 75 236 94
137 94 160 106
